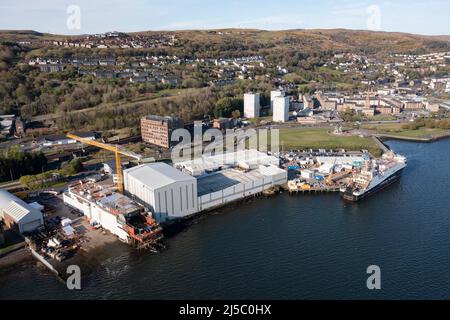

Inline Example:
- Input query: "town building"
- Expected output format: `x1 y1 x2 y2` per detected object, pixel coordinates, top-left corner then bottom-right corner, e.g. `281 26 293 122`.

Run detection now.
375 106 394 114
244 93 260 118
272 96 290 122
270 90 285 112
212 118 233 131
37 131 96 147
0 115 15 137
403 100 424 110
303 94 313 109
140 115 184 148
38 64 64 72
296 116 328 125
425 102 441 112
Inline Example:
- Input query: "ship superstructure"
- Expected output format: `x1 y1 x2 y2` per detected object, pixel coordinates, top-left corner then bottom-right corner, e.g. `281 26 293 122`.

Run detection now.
341 152 407 202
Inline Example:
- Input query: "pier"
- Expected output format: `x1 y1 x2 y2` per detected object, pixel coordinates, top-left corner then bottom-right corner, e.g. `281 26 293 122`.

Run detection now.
282 183 340 194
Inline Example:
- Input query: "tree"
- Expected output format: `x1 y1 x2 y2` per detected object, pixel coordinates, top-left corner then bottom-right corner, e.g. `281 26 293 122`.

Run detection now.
214 97 242 118
68 158 83 174
231 109 241 119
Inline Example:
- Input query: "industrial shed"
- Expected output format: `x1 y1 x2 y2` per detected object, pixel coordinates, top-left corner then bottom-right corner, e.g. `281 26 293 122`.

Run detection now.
124 163 198 222
197 165 287 211
0 189 44 234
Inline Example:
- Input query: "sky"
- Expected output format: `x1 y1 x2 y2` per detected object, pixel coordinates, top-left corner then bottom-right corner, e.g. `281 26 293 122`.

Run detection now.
0 0 449 35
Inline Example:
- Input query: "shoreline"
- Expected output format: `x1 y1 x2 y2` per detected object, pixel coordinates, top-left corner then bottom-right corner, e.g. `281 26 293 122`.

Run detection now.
0 239 129 281
0 135 445 284
377 132 450 143
0 248 33 273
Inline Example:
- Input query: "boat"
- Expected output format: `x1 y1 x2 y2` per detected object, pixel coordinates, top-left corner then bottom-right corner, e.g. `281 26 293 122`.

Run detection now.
340 153 407 202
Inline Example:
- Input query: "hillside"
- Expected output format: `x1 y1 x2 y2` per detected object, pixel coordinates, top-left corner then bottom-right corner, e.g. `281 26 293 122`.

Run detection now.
1 28 449 54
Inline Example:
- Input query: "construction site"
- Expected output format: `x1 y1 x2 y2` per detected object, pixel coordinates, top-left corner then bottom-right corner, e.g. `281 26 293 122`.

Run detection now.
280 150 369 193
63 180 163 250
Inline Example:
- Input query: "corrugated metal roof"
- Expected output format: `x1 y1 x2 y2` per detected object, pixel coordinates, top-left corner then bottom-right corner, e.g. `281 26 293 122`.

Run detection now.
0 189 43 223
0 189 19 212
197 168 266 196
3 201 31 222
124 162 195 190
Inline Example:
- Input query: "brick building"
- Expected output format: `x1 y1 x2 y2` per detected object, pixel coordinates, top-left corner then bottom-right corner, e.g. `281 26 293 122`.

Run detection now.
140 115 184 148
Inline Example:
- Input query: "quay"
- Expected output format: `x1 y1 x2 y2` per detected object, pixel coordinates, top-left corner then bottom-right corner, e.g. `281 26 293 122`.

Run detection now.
282 183 340 194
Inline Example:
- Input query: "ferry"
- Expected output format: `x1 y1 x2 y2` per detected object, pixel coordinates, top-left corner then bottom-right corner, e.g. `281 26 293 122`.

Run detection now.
340 153 407 202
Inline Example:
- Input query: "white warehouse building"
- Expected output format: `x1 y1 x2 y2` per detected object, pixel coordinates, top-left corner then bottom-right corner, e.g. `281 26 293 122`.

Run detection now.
0 189 44 234
197 164 287 212
124 152 287 222
124 162 198 223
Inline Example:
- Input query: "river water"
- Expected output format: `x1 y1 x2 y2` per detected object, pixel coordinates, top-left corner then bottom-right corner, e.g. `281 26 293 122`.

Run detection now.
1 139 449 299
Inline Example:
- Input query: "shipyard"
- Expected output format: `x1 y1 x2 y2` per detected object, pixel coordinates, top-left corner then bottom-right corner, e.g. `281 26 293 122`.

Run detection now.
2 85 440 281
0 122 408 280
0 7 449 301
280 146 406 202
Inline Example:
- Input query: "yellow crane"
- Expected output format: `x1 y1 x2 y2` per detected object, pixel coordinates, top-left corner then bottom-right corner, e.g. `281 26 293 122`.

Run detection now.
67 133 143 193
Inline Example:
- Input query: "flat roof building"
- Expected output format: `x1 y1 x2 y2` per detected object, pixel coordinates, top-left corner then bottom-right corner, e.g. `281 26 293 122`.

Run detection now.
273 96 289 122
175 149 280 177
270 90 285 112
141 115 184 148
244 93 260 119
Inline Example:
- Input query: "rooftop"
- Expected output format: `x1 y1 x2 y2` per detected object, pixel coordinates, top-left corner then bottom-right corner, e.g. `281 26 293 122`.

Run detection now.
97 192 142 216
67 181 142 216
142 115 182 122
124 162 196 190
197 168 268 196
0 189 42 223
175 149 279 176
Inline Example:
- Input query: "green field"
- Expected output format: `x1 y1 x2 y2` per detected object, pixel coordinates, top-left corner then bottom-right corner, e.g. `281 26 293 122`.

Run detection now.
362 123 450 140
277 127 382 156
366 114 398 121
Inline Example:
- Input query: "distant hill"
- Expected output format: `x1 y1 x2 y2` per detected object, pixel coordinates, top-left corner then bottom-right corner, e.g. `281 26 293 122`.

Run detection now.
171 28 450 54
1 28 449 54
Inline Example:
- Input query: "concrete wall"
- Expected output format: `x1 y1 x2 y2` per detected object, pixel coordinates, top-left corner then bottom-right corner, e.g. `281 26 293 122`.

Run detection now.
91 205 129 242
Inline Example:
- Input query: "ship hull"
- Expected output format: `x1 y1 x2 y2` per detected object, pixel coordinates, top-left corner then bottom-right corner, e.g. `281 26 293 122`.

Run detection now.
341 167 404 202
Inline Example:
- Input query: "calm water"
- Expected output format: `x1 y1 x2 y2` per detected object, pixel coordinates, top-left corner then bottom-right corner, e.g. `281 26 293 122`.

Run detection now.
1 139 449 299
